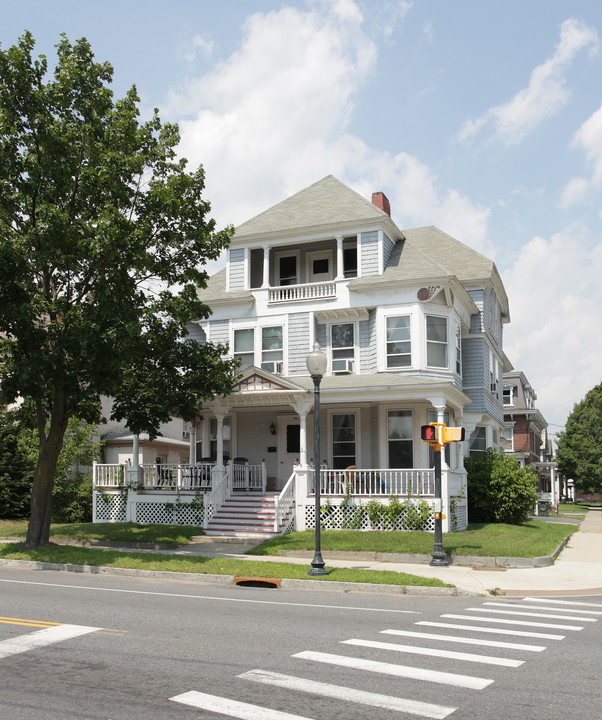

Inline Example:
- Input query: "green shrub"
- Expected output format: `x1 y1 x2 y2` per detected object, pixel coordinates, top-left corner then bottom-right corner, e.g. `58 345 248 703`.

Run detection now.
465 449 538 525
52 472 93 523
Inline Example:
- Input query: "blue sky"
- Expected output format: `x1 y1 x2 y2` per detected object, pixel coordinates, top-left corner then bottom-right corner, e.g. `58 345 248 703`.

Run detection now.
3 0 602 438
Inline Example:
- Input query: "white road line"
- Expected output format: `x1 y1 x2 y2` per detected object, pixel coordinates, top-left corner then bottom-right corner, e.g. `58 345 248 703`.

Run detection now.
0 578 417 615
417 620 565 640
170 690 314 719
442 614 583 631
465 607 596 622
341 638 524 667
239 669 456 720
293 650 493 690
523 597 602 609
0 624 100 660
483 601 602 616
381 628 546 652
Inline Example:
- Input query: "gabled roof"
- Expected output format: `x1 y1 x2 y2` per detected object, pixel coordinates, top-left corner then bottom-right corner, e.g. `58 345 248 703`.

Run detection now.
233 175 399 239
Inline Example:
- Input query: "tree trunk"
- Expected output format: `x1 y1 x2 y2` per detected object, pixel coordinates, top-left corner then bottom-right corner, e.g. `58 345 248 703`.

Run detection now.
25 395 70 548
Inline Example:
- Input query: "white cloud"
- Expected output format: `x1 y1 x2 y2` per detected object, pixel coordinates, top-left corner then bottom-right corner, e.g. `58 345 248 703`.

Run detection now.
561 102 602 207
457 18 599 146
164 0 489 256
503 225 602 427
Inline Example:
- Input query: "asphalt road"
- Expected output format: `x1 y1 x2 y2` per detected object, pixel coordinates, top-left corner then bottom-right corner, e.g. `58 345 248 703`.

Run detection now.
0 565 601 720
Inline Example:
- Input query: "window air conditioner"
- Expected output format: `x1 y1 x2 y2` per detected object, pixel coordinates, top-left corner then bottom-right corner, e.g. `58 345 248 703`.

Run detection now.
332 358 354 374
261 361 283 374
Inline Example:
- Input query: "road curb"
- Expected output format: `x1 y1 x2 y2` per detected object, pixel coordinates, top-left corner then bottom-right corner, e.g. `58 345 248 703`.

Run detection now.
0 558 485 597
277 534 572 568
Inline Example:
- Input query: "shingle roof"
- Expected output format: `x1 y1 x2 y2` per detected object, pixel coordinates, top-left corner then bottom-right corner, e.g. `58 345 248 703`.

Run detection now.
233 175 394 238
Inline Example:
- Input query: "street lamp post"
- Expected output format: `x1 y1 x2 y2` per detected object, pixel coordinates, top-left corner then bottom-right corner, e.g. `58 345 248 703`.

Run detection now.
306 343 329 576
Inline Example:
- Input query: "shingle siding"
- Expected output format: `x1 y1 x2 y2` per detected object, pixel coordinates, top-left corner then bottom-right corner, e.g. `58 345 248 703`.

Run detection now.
360 231 379 276
287 313 311 375
228 248 246 291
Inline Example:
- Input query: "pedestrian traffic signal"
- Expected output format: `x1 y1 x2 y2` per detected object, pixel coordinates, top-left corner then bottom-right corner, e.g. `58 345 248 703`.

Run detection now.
421 424 439 443
421 423 465 446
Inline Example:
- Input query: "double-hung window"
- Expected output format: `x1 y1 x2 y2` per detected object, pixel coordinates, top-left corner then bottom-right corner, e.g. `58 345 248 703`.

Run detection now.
387 410 413 468
261 326 283 372
332 414 356 470
426 316 448 368
386 315 411 368
469 426 487 455
455 325 462 375
331 323 355 372
234 329 254 369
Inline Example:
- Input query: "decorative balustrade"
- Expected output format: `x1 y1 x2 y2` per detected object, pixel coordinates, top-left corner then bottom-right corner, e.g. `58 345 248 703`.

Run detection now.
268 280 337 304
317 468 435 497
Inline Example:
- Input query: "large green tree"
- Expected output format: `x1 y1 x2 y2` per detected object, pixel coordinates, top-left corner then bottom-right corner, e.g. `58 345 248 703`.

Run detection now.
0 33 236 547
556 383 602 493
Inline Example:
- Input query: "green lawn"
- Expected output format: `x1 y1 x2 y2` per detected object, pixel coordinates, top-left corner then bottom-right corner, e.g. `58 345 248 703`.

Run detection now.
248 521 577 559
0 521 200 548
0 544 450 588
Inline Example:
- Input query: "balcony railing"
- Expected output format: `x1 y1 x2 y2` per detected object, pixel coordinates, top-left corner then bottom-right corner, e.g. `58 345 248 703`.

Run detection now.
268 280 337 304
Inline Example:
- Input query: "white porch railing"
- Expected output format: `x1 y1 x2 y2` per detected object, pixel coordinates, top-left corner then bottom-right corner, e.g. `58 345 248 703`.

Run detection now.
317 468 435 496
92 462 215 490
227 460 266 492
269 280 336 304
274 472 296 532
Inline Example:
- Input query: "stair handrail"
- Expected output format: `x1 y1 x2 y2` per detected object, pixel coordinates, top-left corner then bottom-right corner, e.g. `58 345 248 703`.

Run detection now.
274 471 295 533
203 465 231 528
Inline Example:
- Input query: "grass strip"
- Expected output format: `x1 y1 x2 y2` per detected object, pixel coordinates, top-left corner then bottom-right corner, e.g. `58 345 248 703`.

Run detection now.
0 521 199 548
248 521 577 559
0 543 450 588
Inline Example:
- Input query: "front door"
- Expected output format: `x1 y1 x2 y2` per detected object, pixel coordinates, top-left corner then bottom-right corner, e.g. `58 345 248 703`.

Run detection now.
277 416 301 488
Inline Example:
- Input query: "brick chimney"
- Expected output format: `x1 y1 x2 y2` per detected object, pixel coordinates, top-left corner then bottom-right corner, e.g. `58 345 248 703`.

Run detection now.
371 191 391 216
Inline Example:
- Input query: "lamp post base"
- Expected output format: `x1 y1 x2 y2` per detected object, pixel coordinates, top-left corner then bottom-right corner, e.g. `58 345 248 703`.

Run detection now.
308 551 329 576
429 549 450 567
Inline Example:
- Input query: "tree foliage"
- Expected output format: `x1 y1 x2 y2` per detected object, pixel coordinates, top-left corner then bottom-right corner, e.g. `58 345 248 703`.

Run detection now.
556 383 602 493
465 449 538 525
0 34 237 546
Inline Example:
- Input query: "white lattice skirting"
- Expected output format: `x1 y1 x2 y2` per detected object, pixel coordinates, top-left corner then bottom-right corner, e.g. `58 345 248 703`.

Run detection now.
305 499 437 532
94 492 204 526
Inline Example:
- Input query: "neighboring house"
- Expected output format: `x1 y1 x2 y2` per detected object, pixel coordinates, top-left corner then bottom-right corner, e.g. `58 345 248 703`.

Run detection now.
93 175 510 534
501 370 558 505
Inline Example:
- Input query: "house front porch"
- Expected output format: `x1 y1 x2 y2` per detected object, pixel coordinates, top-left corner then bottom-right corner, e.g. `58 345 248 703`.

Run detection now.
92 460 467 535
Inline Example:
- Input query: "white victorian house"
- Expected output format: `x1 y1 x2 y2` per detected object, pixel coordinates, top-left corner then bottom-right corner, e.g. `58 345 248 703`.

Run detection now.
93 176 509 536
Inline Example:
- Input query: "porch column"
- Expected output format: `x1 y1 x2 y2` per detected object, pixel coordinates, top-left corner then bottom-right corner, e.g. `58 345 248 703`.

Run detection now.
335 235 344 280
262 244 270 288
215 412 228 467
434 405 448 471
550 463 557 506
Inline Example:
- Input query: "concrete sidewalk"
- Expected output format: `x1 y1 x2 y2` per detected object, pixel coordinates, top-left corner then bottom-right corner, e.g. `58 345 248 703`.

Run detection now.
171 510 602 597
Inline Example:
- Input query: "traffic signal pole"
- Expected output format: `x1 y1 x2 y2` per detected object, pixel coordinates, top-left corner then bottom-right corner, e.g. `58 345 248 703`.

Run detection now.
420 422 463 568
430 445 449 567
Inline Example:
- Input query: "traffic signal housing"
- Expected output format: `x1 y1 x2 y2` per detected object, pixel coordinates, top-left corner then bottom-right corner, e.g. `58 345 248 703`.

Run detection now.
442 426 465 444
420 423 465 446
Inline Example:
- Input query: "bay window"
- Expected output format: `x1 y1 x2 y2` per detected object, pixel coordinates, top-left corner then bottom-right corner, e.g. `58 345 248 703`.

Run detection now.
426 315 448 368
386 315 411 368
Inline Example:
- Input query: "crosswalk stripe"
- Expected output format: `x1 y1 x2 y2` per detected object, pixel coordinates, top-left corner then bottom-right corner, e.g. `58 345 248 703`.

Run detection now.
341 638 524 667
293 650 493 690
239 669 457 720
417 620 565 640
170 691 314 719
382 628 546 652
465 607 596 623
442 614 583 631
483 601 602 616
0 624 101 660
523 597 602 609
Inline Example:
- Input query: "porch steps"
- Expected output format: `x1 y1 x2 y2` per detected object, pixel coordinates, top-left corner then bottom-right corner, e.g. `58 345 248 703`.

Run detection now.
205 493 293 537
